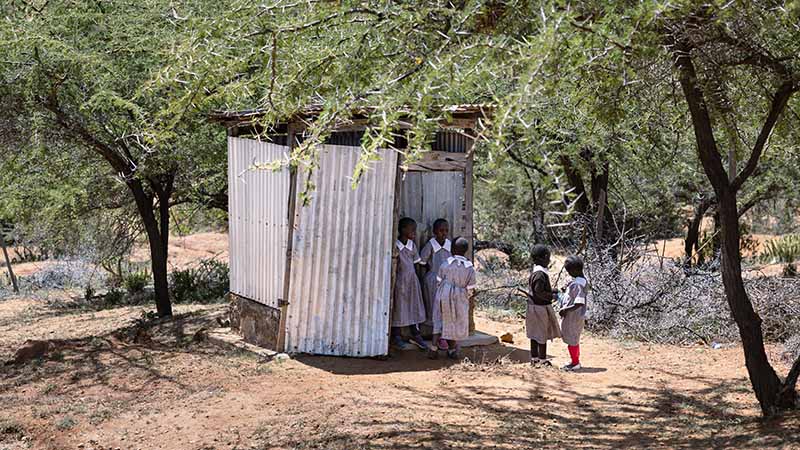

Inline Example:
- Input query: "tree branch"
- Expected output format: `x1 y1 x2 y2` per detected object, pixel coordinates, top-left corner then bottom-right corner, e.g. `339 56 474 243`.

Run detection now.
506 146 547 176
247 8 385 37
671 39 729 195
731 81 796 192
570 20 632 54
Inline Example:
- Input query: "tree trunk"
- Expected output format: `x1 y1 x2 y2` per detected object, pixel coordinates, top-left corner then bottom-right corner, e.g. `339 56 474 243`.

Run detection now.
590 162 611 242
717 193 783 415
777 355 800 408
129 179 173 317
559 154 590 215
672 36 796 416
1 233 19 294
711 209 722 257
43 91 174 317
684 197 714 267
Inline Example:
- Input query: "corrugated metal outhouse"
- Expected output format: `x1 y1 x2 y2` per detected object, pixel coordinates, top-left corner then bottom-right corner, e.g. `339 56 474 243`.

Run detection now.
212 106 489 357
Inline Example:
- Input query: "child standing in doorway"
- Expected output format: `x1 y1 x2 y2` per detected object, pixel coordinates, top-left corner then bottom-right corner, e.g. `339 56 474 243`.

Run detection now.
433 237 476 359
559 255 588 371
419 218 452 353
527 244 561 367
392 217 427 350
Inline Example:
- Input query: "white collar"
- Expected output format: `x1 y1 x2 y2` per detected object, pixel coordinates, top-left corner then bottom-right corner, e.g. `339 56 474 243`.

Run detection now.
447 255 473 268
532 264 549 274
572 276 587 287
430 238 451 253
396 239 414 251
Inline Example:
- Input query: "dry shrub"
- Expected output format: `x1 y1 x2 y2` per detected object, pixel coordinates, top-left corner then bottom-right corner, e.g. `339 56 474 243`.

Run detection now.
474 262 528 320
585 248 800 347
782 335 800 365
19 259 105 292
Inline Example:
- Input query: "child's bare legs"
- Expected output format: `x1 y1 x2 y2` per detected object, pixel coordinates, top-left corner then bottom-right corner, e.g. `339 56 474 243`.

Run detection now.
430 333 440 349
428 333 441 359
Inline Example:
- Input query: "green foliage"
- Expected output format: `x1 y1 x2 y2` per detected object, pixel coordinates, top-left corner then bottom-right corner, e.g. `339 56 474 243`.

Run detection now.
123 270 150 295
761 235 800 264
103 288 126 306
170 259 229 304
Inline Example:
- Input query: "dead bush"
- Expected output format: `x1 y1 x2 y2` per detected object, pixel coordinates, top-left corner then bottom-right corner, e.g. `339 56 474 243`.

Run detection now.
585 247 800 347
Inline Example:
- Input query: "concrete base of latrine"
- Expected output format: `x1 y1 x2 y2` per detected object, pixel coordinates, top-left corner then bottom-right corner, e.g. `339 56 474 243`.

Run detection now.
228 292 281 350
397 331 499 350
207 327 280 360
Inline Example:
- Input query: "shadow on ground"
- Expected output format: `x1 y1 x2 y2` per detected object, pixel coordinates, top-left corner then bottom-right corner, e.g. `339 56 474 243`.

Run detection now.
2 304 798 450
0 310 224 395
247 369 799 449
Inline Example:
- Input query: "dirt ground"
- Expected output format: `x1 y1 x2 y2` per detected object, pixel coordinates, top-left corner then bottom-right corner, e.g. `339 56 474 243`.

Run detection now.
1 295 798 450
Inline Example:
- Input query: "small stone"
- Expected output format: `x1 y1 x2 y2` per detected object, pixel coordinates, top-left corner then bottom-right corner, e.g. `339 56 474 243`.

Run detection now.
273 353 290 362
500 332 514 343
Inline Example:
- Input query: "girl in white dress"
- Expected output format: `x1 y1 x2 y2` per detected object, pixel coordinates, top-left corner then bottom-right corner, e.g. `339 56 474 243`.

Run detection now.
419 219 452 351
559 255 588 371
432 237 476 359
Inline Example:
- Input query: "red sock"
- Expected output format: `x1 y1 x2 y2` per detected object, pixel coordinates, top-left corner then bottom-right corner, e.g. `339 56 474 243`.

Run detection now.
568 345 580 365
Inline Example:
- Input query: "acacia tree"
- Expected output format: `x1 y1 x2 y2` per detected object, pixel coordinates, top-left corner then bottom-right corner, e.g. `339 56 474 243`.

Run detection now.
658 3 800 414
1 1 232 315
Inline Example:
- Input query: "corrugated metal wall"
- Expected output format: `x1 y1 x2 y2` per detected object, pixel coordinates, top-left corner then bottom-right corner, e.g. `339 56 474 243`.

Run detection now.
227 137 290 309
433 130 469 153
285 145 398 356
399 171 467 250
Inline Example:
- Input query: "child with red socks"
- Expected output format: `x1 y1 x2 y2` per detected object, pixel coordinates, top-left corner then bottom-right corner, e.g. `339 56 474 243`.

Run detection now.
559 255 588 371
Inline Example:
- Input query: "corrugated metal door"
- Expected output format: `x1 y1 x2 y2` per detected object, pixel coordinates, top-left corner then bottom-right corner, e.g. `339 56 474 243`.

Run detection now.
285 145 398 356
399 171 467 250
227 137 290 308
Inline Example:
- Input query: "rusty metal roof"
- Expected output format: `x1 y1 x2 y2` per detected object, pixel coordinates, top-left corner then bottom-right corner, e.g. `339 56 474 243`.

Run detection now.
209 104 494 127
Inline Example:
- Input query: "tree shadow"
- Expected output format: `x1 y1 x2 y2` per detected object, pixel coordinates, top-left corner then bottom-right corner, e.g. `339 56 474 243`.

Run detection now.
247 367 799 449
0 310 227 397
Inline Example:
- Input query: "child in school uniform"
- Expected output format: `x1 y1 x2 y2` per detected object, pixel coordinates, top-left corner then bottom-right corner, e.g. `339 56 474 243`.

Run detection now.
432 237 476 359
419 218 452 352
392 217 427 350
527 244 561 367
559 255 588 371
